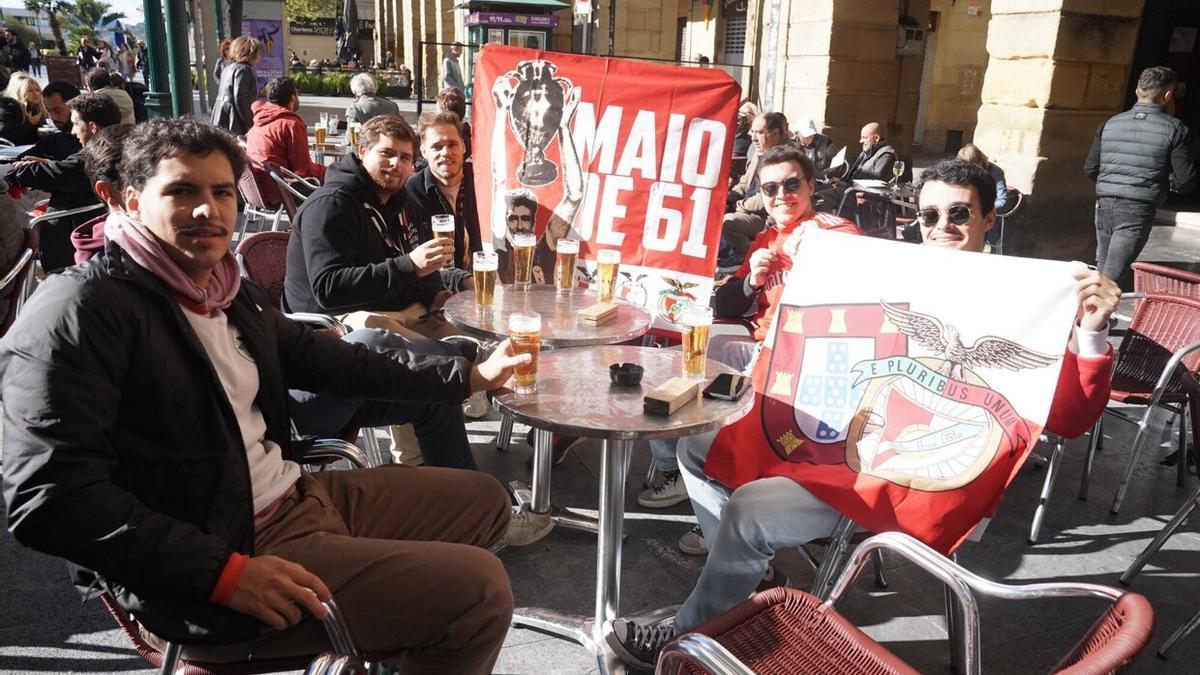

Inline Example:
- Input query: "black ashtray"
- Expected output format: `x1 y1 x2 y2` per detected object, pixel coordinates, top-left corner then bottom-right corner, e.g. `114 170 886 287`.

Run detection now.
609 362 644 386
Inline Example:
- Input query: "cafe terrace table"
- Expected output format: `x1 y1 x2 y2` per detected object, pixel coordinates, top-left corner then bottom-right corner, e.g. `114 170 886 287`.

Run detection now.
444 285 653 533
308 133 353 165
0 144 35 161
492 345 754 674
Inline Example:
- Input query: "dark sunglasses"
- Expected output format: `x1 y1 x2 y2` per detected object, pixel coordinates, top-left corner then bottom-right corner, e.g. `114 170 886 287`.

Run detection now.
760 177 805 199
916 204 973 228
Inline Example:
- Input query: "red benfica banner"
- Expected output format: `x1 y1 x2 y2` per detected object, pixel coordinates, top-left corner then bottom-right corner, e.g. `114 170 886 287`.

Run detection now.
704 229 1082 554
472 45 740 329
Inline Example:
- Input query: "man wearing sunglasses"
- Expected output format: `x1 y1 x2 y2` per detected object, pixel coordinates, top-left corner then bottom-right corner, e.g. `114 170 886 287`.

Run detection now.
609 159 1119 670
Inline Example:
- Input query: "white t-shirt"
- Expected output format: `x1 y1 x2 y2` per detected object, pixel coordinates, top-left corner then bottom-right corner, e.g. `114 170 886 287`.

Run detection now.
181 307 300 516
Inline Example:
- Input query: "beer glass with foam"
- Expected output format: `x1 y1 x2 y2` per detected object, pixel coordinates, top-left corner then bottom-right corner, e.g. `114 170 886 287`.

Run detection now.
680 305 713 379
554 239 579 295
508 312 541 394
431 215 456 269
596 249 621 303
512 233 537 289
473 251 498 308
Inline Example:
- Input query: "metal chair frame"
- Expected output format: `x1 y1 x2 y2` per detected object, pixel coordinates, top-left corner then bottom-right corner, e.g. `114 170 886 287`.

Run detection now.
990 188 1023 256
0 229 36 335
25 202 107 294
659 532 1137 675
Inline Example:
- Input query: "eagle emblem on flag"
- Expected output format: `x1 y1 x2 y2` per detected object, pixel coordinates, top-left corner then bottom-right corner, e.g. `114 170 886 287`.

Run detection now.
762 301 1054 492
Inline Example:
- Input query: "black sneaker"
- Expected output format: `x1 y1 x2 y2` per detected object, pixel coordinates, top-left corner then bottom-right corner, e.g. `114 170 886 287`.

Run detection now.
607 618 675 669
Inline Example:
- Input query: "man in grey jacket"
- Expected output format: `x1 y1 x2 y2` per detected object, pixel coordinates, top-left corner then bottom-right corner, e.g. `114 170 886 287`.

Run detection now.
846 122 896 181
1085 66 1196 287
344 73 400 125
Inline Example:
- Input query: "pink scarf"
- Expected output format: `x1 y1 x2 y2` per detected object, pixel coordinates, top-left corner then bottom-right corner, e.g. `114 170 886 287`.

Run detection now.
105 211 241 313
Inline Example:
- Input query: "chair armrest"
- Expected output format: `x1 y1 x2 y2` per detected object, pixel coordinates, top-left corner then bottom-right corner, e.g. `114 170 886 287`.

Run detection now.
657 633 754 675
1140 338 1200 411
302 438 372 469
0 247 33 293
28 202 106 228
285 312 350 336
825 532 1126 675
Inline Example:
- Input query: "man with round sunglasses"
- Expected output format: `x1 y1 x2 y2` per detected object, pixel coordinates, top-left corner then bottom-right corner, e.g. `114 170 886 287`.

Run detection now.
608 159 1119 670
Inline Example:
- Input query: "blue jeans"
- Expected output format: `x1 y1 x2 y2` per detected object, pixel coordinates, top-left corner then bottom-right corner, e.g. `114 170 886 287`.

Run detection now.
648 335 760 472
673 432 844 632
288 329 476 469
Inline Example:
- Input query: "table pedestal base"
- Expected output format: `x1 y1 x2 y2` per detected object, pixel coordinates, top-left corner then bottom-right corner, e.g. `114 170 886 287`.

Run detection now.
510 481 603 534
511 605 678 674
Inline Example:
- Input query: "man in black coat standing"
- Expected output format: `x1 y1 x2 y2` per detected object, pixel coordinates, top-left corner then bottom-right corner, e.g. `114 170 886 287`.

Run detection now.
1086 66 1197 287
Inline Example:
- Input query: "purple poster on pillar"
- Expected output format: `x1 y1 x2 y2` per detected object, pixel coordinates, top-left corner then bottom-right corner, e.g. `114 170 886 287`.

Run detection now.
241 19 285 89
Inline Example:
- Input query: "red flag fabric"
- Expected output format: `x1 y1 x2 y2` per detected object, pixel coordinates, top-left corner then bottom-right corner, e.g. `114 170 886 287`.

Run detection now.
471 45 740 330
703 229 1081 554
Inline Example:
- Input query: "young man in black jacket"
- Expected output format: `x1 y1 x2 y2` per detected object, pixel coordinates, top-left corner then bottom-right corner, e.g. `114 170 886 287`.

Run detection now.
2 117 534 672
284 114 460 339
405 110 480 288
2 93 120 272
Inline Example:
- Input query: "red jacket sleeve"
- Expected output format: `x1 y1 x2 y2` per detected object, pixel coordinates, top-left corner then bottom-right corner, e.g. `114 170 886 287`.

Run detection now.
1044 347 1113 439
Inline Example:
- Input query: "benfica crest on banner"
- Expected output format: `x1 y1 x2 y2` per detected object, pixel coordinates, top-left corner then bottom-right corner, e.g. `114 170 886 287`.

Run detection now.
704 229 1082 553
471 45 740 330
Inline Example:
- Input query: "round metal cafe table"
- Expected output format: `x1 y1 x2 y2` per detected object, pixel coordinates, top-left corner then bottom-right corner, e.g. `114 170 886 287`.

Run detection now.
442 284 651 348
492 345 754 673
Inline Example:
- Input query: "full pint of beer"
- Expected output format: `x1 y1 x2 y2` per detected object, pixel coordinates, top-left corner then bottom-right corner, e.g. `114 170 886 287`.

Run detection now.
431 215 456 269
508 312 541 394
512 233 537 289
473 251 498 308
680 305 713 379
596 249 621 303
314 125 327 146
554 239 579 295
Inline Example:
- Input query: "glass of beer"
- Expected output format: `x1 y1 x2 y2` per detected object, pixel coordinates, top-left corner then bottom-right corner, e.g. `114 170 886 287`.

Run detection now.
473 251 497 309
680 305 713 380
431 215 456 269
508 312 541 394
512 233 537 290
554 239 579 295
596 249 621 303
347 123 360 146
314 124 326 146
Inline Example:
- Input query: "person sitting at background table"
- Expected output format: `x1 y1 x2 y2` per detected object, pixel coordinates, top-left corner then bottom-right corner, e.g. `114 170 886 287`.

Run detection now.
608 159 1119 670
2 73 46 145
344 72 400 125
956 143 1008 249
718 111 789 269
793 117 833 175
21 81 82 162
1 93 120 273
246 77 327 205
85 68 135 126
845 121 897 181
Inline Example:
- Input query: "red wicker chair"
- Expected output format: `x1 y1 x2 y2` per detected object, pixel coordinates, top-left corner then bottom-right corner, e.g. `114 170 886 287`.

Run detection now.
657 532 1154 675
234 231 290 310
1076 293 1200 514
236 160 284 241
1132 262 1200 299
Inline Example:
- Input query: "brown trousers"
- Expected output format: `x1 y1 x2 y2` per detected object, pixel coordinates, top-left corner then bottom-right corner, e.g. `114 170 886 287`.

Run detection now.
167 466 513 674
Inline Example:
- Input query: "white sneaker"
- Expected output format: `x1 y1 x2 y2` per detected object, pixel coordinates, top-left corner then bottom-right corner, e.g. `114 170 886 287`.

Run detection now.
637 470 689 508
678 525 707 556
463 391 489 419
504 505 554 547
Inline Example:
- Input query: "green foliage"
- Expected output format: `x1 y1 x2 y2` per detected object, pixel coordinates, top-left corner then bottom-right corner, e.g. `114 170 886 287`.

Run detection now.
4 18 40 47
284 0 337 20
291 70 365 97
67 0 123 30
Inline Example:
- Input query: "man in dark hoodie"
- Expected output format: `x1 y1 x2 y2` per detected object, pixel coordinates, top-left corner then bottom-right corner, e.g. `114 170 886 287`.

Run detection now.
246 77 326 205
3 93 120 273
284 114 456 339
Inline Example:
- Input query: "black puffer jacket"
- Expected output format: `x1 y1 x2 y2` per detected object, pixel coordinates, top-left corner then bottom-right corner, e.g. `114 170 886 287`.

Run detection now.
1085 102 1196 205
1 241 472 644
284 152 445 314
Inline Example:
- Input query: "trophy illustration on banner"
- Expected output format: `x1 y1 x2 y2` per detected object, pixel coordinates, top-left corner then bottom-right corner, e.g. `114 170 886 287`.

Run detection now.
500 60 575 187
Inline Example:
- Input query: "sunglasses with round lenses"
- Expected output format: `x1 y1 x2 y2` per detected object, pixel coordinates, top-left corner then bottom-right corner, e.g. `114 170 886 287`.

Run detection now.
760 177 805 199
916 204 973 228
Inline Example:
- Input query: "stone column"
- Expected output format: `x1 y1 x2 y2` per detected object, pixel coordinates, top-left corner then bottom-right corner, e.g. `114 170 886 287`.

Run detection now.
759 0 928 159
596 0 678 60
973 0 1144 260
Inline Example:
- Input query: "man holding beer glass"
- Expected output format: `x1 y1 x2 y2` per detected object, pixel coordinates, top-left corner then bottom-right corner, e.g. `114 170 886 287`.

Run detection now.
405 110 482 284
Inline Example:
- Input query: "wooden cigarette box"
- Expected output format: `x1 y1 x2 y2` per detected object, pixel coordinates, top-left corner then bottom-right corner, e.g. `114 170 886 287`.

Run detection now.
579 301 619 326
643 377 700 416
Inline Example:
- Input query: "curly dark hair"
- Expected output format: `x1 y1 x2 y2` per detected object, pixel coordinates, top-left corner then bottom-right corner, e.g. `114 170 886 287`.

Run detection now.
916 159 998 216
120 116 246 191
84 124 135 191
66 93 121 128
262 77 297 106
